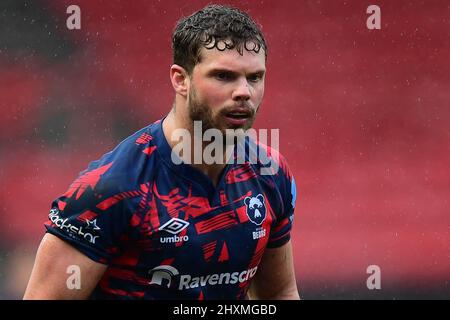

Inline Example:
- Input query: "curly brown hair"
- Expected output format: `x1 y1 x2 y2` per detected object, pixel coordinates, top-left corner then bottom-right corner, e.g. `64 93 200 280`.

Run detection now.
172 4 268 74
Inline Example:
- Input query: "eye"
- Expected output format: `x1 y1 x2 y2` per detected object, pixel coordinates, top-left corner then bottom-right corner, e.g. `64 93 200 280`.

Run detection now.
215 72 234 81
247 73 263 83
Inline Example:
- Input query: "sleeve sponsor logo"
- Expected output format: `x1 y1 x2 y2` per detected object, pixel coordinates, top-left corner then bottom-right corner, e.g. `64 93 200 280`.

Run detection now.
48 208 100 244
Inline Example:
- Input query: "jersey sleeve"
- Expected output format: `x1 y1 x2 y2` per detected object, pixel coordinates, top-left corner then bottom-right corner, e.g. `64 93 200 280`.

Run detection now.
44 156 138 264
267 156 297 249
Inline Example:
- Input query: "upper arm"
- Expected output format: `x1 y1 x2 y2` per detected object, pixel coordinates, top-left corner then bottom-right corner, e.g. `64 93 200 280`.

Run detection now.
248 240 300 300
23 233 107 300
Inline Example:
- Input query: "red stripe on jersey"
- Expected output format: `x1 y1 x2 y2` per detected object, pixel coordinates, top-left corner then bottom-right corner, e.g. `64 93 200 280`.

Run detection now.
96 195 121 210
130 213 141 227
235 205 250 223
153 184 213 219
63 163 113 200
57 200 67 211
76 210 98 222
161 258 175 266
140 183 149 194
241 193 276 292
219 190 228 206
111 247 140 267
202 241 217 262
135 132 153 145
175 226 188 248
146 187 160 230
226 163 257 184
97 190 141 211
218 242 230 262
195 211 238 235
143 146 156 156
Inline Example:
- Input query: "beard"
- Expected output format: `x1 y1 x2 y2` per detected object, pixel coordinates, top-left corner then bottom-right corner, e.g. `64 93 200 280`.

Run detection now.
187 84 257 136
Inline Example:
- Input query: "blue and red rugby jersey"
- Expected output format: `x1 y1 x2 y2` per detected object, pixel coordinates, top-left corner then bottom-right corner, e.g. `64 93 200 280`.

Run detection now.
45 118 297 300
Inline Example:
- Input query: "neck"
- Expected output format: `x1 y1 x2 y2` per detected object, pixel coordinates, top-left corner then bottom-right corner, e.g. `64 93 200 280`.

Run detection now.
162 107 233 187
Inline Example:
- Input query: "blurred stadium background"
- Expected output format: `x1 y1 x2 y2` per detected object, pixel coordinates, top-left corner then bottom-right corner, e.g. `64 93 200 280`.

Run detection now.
0 0 449 299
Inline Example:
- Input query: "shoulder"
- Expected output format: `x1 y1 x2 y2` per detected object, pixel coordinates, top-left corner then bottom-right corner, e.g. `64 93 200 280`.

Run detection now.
246 138 293 182
66 122 161 199
248 139 297 214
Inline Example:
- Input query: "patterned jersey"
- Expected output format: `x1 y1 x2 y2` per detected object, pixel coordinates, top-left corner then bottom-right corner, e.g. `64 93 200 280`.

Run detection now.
45 118 297 300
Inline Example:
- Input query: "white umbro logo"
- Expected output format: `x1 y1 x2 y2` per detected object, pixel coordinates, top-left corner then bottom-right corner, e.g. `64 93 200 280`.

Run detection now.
159 218 190 244
159 218 189 235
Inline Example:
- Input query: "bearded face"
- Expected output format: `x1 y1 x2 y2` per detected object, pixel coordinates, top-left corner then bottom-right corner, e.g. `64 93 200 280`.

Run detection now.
188 83 257 135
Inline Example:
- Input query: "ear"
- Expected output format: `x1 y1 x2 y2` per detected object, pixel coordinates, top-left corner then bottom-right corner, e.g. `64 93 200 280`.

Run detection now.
244 197 251 206
170 64 189 97
257 194 264 203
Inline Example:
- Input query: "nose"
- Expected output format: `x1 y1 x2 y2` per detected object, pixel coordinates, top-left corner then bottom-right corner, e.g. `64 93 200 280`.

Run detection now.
232 78 251 101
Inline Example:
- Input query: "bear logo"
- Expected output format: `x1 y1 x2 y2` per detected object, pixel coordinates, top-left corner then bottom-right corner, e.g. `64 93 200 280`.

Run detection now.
244 194 266 225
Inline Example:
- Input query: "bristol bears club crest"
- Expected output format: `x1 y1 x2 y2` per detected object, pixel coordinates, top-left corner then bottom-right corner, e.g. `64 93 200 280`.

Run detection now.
244 194 266 225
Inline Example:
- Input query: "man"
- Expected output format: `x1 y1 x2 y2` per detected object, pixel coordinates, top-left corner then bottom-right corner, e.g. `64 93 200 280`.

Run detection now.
24 4 299 300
